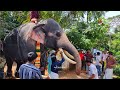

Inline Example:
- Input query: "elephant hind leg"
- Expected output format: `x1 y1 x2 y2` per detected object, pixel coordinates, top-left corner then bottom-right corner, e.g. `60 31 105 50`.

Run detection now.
5 58 13 78
3 63 7 78
4 61 17 79
15 62 22 78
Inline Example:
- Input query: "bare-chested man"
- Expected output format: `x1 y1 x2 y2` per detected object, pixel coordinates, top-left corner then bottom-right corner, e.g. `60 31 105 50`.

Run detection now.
103 52 116 79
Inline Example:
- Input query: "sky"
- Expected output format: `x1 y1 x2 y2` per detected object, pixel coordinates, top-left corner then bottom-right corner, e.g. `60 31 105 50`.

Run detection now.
105 11 120 33
83 11 120 22
105 11 120 18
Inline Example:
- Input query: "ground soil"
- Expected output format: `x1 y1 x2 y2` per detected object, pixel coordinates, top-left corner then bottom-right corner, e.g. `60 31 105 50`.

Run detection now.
59 70 88 79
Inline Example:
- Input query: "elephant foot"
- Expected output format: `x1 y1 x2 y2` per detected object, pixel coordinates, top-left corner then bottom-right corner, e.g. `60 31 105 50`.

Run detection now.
4 72 13 79
11 76 16 79
5 76 16 79
5 73 16 79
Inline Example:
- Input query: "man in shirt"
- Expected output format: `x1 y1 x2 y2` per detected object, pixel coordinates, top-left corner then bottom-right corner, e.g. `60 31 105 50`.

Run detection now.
85 50 94 62
19 52 43 79
86 60 99 79
96 52 102 77
92 47 97 61
103 52 116 79
50 49 65 79
47 50 55 76
85 50 94 71
79 49 85 70
102 50 108 72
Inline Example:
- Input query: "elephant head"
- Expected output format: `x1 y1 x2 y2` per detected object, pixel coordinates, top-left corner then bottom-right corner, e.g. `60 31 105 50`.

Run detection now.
28 19 81 75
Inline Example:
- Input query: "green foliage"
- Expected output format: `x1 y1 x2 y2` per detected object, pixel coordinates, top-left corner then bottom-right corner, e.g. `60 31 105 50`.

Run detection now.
40 11 79 29
113 64 120 76
0 11 29 38
110 32 120 61
67 15 109 50
67 29 92 50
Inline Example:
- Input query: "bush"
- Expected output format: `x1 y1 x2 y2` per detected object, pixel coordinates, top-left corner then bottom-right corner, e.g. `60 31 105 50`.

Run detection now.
113 64 120 76
115 57 120 65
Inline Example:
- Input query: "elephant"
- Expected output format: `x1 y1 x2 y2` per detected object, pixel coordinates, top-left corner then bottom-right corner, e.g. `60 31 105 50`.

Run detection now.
3 18 81 78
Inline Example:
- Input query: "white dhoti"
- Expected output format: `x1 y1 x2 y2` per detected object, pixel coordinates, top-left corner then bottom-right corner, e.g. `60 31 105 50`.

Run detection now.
49 72 59 79
103 68 113 79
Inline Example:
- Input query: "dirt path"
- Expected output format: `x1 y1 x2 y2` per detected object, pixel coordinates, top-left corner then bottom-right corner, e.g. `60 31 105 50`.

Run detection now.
59 70 88 79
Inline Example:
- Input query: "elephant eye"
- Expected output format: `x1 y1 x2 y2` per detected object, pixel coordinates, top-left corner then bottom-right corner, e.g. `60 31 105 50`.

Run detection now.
56 31 61 37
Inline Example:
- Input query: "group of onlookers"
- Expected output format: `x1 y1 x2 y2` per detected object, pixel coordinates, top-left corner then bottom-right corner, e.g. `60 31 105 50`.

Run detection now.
0 47 116 79
79 48 116 79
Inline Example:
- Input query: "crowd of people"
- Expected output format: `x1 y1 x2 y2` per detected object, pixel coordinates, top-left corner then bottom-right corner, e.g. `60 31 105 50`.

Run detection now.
18 47 116 79
79 48 116 79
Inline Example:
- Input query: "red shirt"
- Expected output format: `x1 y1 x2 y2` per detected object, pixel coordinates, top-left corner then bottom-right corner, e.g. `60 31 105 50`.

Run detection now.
85 53 93 61
79 53 85 61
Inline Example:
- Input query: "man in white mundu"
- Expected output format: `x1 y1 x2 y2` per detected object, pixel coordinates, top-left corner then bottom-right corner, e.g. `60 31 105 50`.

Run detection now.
103 52 116 79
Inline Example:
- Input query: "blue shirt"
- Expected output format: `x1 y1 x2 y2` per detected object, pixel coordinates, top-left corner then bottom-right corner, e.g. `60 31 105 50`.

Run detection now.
18 63 43 79
47 56 52 74
51 58 65 74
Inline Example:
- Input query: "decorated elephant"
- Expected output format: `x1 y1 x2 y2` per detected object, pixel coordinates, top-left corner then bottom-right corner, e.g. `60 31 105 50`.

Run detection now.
3 18 81 78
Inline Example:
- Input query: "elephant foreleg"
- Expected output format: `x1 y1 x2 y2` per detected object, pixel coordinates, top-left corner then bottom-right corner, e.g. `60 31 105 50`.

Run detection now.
15 62 22 78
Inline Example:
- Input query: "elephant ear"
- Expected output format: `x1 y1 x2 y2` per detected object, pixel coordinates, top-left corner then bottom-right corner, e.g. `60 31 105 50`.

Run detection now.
31 23 46 44
18 22 46 44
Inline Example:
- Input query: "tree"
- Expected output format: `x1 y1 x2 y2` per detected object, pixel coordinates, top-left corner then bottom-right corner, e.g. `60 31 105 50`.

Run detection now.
0 11 29 39
67 12 109 50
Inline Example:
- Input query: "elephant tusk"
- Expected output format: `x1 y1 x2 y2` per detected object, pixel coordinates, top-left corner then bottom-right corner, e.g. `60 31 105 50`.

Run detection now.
59 48 76 64
63 50 74 60
62 52 76 64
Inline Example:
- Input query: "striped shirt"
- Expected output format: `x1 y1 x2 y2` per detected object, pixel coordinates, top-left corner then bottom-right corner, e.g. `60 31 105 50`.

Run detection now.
18 63 43 79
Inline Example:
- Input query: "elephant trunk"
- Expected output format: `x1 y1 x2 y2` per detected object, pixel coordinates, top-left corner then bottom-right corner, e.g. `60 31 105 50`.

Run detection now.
57 33 81 75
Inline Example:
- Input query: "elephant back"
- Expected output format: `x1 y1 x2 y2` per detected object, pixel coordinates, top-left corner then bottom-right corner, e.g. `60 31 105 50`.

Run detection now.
3 29 22 61
3 23 37 63
16 23 37 62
